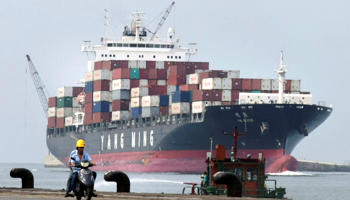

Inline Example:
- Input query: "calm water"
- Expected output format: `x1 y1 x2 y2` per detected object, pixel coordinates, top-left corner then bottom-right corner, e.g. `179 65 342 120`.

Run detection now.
1 163 350 200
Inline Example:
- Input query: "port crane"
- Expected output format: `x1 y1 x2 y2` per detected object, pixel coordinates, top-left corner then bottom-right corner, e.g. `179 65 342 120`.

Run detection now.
26 55 50 119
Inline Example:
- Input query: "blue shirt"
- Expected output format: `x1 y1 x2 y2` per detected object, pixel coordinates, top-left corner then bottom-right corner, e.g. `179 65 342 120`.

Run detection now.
69 150 92 172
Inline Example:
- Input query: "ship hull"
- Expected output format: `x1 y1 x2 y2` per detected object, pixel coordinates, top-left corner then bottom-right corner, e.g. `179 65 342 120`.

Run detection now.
47 104 332 173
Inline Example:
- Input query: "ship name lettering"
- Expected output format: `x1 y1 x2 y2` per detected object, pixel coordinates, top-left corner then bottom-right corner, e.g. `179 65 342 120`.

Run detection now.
150 130 153 146
120 133 124 148
143 131 147 146
138 132 140 147
131 132 136 147
107 135 111 150
101 135 104 150
114 133 118 149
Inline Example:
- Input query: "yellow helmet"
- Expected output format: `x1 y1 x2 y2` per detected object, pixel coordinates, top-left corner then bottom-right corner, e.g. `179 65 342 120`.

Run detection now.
76 139 86 147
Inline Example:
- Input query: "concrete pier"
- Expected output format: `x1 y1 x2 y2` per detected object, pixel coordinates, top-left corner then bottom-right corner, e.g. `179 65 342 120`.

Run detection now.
44 155 65 168
0 188 278 200
297 159 350 172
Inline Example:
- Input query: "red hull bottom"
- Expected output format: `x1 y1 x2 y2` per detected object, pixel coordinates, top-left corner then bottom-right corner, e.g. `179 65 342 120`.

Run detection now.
61 149 292 173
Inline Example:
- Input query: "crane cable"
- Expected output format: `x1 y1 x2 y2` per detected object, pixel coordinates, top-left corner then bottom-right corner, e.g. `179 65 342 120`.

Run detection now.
25 60 27 133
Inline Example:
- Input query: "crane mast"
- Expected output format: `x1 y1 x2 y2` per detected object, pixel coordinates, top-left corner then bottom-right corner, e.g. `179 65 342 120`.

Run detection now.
150 2 175 41
26 55 50 119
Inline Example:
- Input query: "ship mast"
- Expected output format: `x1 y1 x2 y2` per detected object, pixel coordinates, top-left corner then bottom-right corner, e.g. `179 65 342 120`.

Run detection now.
275 51 288 103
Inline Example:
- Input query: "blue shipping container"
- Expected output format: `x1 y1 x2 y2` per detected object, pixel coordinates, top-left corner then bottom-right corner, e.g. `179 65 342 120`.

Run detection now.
159 95 169 106
93 101 110 113
171 91 191 103
85 82 94 93
131 107 142 119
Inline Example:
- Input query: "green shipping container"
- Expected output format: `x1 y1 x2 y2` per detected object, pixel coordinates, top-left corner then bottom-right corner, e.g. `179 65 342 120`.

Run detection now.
189 91 193 102
57 97 73 108
252 90 262 93
130 68 140 79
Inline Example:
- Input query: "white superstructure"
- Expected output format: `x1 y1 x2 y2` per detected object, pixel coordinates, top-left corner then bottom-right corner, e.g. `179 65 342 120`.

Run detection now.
81 11 197 70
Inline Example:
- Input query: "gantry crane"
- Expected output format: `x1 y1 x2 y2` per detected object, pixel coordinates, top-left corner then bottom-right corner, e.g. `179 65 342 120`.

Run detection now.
26 55 50 119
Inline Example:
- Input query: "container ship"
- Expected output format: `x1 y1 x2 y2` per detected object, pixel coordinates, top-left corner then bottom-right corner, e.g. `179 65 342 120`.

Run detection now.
46 9 332 173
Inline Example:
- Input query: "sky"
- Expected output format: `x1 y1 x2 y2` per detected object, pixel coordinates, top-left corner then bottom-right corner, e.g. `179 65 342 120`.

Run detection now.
0 0 348 164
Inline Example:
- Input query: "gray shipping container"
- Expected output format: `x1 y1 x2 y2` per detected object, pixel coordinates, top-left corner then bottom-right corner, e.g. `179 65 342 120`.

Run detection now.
111 90 130 100
141 107 160 118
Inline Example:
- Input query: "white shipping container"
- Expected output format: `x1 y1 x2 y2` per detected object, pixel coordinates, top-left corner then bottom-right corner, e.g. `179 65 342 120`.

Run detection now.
157 80 166 85
192 101 205 113
57 87 73 98
271 79 279 91
226 70 240 79
48 107 56 118
130 97 141 108
202 78 222 90
167 85 176 95
112 79 130 90
222 90 232 101
285 94 312 104
171 102 190 114
139 79 148 87
111 111 131 121
72 97 79 108
56 108 73 118
204 101 212 106
131 87 149 97
212 101 222 105
222 78 232 90
128 60 138 68
155 61 164 69
138 61 146 69
291 80 301 91
85 71 94 82
142 95 160 107
93 91 110 102
188 73 200 84
65 116 73 126
94 69 111 81
261 79 271 91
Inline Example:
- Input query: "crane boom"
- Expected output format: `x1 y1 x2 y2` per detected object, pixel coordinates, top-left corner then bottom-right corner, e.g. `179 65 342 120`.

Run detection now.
26 55 50 119
150 2 175 41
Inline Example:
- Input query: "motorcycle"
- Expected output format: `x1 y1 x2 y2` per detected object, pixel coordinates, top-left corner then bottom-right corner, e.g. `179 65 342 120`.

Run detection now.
71 158 95 200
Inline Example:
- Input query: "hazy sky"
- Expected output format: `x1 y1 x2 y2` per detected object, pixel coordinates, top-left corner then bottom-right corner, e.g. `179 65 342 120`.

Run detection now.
0 1 348 164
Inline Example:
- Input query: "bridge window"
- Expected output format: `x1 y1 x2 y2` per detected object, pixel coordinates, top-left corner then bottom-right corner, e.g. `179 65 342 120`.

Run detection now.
179 56 181 59
170 45 174 48
117 43 122 47
113 54 115 57
167 45 170 48
130 44 137 48
155 44 160 48
153 55 156 58
101 54 104 57
175 56 177 59
161 44 166 48
138 44 145 48
107 43 113 47
105 54 107 57
127 55 129 58
146 44 154 48
171 56 173 59
109 54 112 57
123 43 129 47
167 56 169 59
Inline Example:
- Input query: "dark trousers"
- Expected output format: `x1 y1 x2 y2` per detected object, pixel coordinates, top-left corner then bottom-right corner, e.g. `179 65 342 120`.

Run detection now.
71 171 97 192
66 170 73 193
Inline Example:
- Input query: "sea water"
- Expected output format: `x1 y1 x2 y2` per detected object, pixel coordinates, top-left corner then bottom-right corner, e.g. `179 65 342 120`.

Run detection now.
1 163 350 200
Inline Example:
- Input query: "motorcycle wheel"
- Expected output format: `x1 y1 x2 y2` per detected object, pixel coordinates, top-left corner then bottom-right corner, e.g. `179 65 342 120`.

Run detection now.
86 186 93 200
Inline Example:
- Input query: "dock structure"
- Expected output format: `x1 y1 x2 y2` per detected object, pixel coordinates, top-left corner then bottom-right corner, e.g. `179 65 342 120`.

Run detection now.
297 159 350 172
0 188 282 200
44 155 65 168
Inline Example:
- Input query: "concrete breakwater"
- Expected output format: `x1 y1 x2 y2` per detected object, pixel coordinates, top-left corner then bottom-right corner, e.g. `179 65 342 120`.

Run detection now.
297 159 350 172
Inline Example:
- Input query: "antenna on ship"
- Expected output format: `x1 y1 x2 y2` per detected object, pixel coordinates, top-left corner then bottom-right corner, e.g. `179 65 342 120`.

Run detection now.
104 9 113 43
274 51 288 104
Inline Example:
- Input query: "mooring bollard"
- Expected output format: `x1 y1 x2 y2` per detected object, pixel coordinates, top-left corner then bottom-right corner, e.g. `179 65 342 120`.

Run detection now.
213 171 242 197
10 168 34 188
104 171 130 192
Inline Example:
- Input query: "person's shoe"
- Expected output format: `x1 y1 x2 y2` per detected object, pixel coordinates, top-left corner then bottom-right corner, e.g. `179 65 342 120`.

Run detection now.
92 192 98 197
64 193 74 197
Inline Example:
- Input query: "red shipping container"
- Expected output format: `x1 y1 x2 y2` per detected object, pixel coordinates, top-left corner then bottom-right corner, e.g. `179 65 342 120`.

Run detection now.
242 79 252 90
139 69 148 79
48 117 56 128
157 69 167 79
148 80 157 86
200 70 227 84
232 90 240 102
85 92 93 103
85 103 93 114
285 80 292 91
113 68 130 79
168 75 186 85
94 61 103 70
179 84 198 91
169 65 186 76
232 79 242 90
101 60 120 70
130 80 140 89
148 69 158 79
49 97 57 107
185 66 196 75
146 61 156 69
148 85 158 95
252 79 262 90
157 85 167 95
200 62 209 70
192 90 212 101
93 80 110 91
119 60 129 68
211 90 222 101
93 112 111 123
56 118 65 129
84 113 93 125
164 61 174 70
73 87 85 97
112 100 130 111
159 106 168 115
